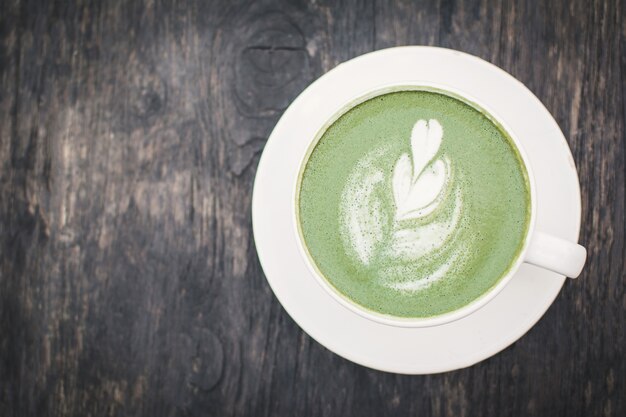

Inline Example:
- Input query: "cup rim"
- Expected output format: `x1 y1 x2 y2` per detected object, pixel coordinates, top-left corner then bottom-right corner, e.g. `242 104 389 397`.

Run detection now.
292 81 537 328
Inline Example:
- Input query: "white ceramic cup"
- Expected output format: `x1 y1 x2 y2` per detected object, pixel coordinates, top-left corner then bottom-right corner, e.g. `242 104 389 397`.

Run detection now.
292 82 587 328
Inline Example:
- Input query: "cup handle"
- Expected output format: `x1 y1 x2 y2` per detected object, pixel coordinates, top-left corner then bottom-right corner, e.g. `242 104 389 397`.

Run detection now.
524 231 587 278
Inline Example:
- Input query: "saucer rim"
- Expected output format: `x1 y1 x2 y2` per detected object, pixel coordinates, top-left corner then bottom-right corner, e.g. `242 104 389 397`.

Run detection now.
252 46 581 374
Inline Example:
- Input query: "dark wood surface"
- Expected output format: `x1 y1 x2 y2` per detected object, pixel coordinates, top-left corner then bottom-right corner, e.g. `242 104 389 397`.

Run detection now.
1 0 624 416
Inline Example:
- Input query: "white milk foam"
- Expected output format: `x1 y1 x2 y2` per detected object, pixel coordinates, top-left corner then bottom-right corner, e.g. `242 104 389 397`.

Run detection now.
338 119 465 293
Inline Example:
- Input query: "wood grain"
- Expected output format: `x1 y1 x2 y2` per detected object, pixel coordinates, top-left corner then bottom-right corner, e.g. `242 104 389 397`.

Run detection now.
0 0 624 416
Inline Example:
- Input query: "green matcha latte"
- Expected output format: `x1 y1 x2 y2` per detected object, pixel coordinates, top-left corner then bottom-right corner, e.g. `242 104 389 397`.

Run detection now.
297 89 531 318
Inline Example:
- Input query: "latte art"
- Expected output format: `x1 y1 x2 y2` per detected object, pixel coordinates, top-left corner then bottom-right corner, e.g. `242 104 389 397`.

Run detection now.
392 119 449 221
339 119 466 292
297 90 530 317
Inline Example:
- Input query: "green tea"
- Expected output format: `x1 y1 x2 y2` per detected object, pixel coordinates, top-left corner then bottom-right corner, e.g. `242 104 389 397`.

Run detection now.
297 89 531 318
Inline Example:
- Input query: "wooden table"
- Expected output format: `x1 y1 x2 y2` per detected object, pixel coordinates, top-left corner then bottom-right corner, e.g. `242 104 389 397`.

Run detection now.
1 1 624 416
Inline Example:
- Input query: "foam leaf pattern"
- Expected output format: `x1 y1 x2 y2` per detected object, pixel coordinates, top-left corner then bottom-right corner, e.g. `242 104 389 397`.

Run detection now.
338 118 463 293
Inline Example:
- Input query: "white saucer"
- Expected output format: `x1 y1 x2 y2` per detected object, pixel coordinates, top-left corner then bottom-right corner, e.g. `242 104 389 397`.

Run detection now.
252 47 581 374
